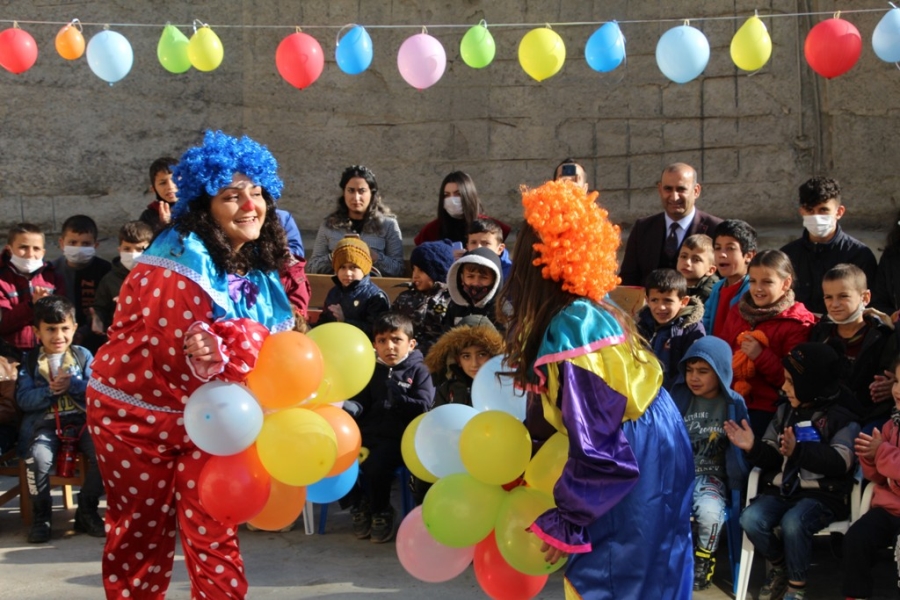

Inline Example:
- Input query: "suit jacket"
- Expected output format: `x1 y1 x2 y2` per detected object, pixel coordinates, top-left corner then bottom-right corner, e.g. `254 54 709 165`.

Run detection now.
619 210 722 286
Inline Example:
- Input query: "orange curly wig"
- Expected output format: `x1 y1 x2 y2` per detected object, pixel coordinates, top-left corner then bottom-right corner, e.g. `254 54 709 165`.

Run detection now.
521 179 621 303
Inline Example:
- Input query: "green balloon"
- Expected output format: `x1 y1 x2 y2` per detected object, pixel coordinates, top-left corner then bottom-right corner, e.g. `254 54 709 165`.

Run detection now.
495 487 567 576
422 473 505 548
157 24 191 74
460 24 496 69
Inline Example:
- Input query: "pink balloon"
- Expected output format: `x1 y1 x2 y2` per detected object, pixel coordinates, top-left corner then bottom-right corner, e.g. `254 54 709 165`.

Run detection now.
397 33 446 90
396 505 474 582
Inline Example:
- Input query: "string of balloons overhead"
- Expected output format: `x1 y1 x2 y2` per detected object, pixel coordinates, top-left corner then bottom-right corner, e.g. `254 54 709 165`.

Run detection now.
0 6 899 89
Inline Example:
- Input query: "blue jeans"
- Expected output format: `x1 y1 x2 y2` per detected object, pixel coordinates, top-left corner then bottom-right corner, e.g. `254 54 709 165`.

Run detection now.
740 494 835 582
693 475 726 552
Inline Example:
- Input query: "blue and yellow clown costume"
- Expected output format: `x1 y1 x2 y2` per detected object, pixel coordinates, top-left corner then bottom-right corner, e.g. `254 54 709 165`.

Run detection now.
519 180 694 600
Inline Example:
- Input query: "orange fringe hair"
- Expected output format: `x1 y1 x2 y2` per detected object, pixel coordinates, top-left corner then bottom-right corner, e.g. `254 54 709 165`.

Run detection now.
521 179 621 303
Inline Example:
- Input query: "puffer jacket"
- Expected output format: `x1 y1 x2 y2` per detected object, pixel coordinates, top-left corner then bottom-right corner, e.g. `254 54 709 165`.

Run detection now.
637 295 705 391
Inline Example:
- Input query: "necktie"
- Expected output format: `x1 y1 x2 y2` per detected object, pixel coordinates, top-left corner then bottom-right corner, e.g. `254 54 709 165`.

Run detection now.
664 222 680 260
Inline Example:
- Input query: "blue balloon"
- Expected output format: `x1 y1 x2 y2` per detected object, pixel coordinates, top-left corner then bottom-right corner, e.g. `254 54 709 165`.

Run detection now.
306 460 359 504
656 25 710 84
86 30 134 84
470 355 526 421
873 7 900 63
585 21 626 72
336 25 373 75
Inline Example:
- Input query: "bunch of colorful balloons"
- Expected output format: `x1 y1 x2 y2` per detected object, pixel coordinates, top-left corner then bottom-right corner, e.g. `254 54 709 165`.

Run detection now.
396 355 571 600
183 322 376 531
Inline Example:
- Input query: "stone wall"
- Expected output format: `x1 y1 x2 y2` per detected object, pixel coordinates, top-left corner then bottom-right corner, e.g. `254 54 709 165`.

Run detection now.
0 0 897 239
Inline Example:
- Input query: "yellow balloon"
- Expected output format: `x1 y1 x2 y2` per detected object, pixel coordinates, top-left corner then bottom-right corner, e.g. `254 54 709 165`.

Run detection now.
460 411 532 485
401 413 438 483
188 26 224 72
305 323 376 404
730 15 772 71
523 431 568 496
256 408 337 486
518 27 566 82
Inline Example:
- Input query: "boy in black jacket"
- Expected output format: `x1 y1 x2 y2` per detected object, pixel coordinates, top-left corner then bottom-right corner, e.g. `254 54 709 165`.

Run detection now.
343 312 434 543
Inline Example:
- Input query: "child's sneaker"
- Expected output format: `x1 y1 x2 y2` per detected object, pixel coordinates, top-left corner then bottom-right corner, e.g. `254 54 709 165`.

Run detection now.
692 547 715 590
783 586 806 600
759 563 789 600
370 509 395 544
350 501 372 540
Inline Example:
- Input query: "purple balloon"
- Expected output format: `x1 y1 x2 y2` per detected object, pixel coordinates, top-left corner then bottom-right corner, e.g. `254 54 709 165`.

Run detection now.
397 33 446 89
396 506 475 582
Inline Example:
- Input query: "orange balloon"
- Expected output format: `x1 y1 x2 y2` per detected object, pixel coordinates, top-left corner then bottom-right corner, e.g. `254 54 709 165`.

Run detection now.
246 478 307 531
55 24 85 60
246 331 324 409
312 404 362 477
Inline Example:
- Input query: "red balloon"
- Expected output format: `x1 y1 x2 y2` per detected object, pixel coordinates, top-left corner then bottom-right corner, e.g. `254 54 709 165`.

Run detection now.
804 18 862 79
275 32 325 89
0 27 38 74
198 445 271 524
474 532 549 600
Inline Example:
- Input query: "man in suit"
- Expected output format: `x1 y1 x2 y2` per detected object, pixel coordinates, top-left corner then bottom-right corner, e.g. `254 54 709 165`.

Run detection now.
619 163 722 286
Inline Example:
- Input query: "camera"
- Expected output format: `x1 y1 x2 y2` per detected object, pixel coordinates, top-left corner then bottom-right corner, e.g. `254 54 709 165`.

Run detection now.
560 164 578 177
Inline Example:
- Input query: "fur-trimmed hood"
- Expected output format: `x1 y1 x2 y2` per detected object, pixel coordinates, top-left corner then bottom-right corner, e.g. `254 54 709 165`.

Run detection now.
446 247 503 308
425 324 505 376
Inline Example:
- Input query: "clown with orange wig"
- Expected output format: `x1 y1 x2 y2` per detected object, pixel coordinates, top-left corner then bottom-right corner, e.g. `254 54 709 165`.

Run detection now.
502 180 694 599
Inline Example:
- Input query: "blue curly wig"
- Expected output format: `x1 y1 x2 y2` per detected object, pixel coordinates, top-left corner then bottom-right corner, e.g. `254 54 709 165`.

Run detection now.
170 130 283 220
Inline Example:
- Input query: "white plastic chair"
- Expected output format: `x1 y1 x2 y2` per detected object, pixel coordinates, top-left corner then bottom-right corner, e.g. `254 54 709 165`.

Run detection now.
734 467 862 600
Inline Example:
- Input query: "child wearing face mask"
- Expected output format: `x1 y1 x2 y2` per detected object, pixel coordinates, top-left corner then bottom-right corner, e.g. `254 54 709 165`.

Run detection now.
780 177 877 316
92 220 154 336
809 263 897 435
0 223 63 352
443 247 504 331
50 215 112 354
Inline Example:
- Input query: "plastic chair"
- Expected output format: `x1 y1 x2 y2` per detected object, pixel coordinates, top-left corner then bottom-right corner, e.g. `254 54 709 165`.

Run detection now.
734 466 862 600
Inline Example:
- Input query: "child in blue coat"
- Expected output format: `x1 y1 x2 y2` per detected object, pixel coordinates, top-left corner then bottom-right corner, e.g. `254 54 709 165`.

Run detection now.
317 236 389 339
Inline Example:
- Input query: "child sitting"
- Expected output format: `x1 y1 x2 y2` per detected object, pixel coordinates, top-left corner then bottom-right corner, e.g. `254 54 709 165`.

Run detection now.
92 220 154 335
670 336 749 591
720 250 816 437
425 321 505 406
703 219 758 338
51 215 112 354
343 313 434 543
392 240 455 357
466 218 512 280
139 156 178 232
445 247 503 330
17 295 103 543
725 343 860 600
0 223 62 352
316 236 389 339
810 263 897 434
842 355 900 600
636 269 705 391
677 233 719 303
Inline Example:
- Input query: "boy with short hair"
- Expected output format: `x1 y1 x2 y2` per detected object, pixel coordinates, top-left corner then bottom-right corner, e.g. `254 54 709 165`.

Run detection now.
392 240 455 357
725 343 861 600
677 233 719 302
316 236 390 339
92 220 154 334
343 312 434 543
466 218 511 280
670 336 749 591
444 247 504 330
781 177 877 316
139 156 179 232
636 269 706 390
703 219 758 338
810 263 897 433
51 215 111 354
16 295 103 543
0 223 62 352
425 322 505 406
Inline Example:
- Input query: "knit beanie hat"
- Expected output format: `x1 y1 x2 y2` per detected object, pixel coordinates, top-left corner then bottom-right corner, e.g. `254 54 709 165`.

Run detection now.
410 240 455 284
782 342 841 403
332 236 372 274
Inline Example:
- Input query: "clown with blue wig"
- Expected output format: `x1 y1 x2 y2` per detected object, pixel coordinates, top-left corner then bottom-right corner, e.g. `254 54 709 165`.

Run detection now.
87 131 293 599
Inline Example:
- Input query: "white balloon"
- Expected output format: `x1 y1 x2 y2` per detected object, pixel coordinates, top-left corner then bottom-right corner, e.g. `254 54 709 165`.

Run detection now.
86 30 134 84
656 25 710 84
415 404 478 478
184 381 263 456
471 355 527 421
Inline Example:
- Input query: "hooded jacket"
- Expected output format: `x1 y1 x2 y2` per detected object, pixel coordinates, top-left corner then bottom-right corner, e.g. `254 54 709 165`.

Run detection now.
670 336 750 493
424 324 505 406
317 274 390 340
637 295 706 391
445 247 503 330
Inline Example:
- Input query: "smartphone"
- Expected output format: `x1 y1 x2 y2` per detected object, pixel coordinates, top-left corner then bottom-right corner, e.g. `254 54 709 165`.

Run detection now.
561 164 578 177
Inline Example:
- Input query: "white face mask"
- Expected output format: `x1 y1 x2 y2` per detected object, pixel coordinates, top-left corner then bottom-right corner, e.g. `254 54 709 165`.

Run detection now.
63 245 96 265
9 255 44 274
802 214 836 239
443 196 464 218
830 302 866 325
119 251 142 271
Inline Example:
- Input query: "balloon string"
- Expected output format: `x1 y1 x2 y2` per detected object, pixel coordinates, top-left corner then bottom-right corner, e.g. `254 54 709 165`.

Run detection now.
335 23 356 47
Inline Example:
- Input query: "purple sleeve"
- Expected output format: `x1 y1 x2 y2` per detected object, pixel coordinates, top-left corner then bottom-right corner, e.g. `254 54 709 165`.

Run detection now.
531 360 640 553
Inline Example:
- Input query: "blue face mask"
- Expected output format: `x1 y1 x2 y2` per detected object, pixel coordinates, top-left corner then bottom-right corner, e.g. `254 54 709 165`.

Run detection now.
63 245 96 265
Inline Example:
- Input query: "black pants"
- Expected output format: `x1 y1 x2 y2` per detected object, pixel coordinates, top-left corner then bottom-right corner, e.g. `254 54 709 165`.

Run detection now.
842 505 900 598
358 437 403 514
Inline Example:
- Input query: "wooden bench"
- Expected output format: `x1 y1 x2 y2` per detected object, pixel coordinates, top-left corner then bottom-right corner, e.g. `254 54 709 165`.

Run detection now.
306 274 411 324
0 447 87 524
